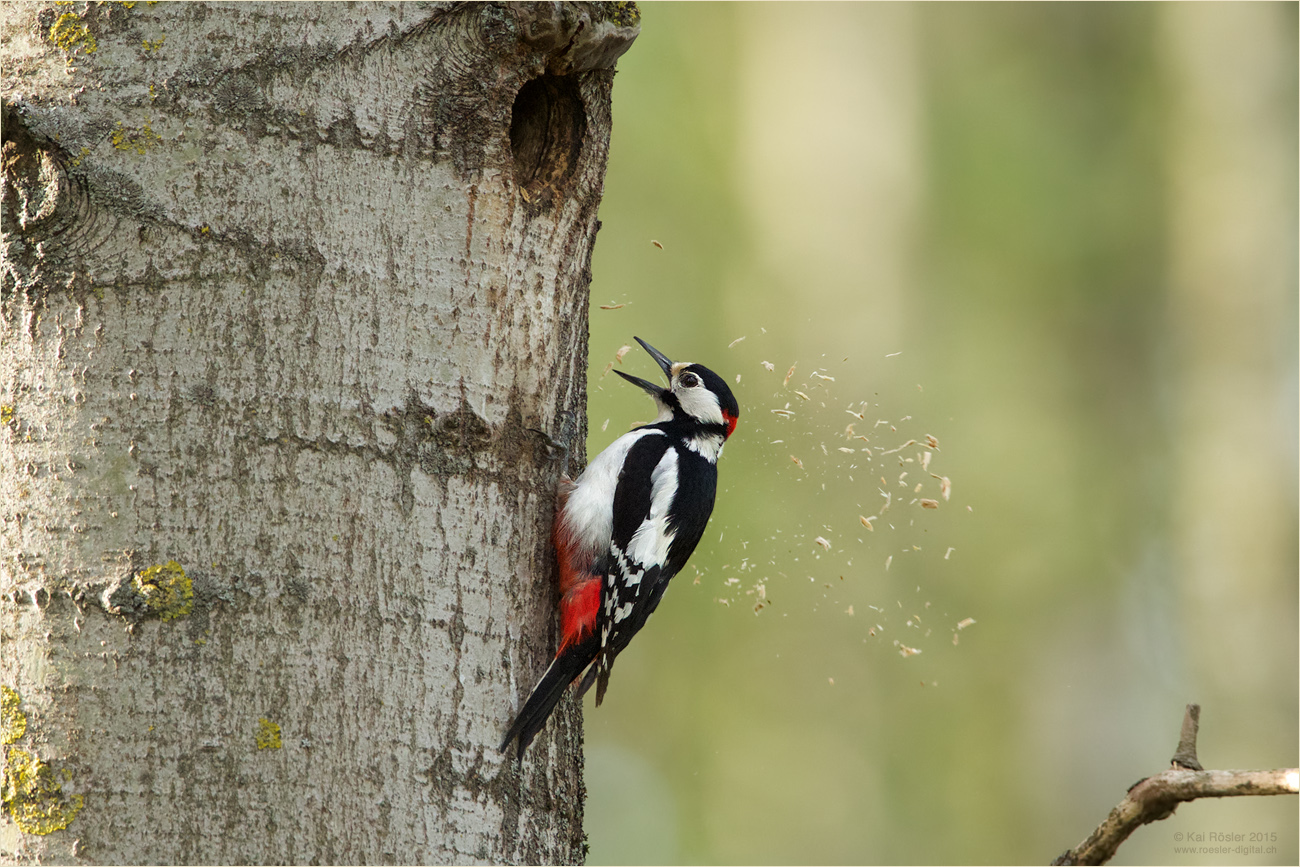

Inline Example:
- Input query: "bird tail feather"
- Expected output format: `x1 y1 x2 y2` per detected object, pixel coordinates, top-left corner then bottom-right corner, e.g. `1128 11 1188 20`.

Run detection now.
500 634 599 760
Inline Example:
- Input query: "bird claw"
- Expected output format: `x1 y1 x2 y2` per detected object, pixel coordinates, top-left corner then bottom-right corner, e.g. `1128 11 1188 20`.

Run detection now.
529 411 579 478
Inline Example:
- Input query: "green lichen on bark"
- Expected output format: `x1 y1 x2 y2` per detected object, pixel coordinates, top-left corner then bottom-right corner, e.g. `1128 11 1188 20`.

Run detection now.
605 2 640 27
1 687 26 745
110 119 163 155
132 560 193 621
2 748 84 835
255 718 282 750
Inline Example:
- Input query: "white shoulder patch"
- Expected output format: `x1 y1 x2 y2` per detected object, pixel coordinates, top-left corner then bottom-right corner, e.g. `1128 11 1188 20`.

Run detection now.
625 447 679 571
562 428 665 555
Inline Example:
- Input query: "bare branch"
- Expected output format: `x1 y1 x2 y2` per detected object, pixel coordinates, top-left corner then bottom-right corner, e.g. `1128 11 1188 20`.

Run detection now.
1052 704 1299 865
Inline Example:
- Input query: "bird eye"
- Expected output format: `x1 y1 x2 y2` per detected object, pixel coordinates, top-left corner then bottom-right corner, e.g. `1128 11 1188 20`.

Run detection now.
679 372 699 388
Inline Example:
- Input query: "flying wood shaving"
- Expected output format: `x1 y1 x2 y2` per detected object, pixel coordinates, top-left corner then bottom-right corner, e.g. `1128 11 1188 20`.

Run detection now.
783 364 797 387
932 474 952 500
957 618 976 630
811 372 835 381
771 409 795 417
600 361 614 378
651 239 664 249
885 351 902 358
846 410 864 420
599 303 626 310
794 391 810 401
895 642 921 657
925 434 939 450
790 455 804 469
814 536 831 551
615 344 632 363
859 515 874 531
761 361 775 371
920 499 939 509
728 336 746 349
921 451 932 471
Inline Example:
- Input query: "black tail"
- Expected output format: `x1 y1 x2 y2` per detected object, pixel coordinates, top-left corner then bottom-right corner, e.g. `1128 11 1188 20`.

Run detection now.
500 634 599 760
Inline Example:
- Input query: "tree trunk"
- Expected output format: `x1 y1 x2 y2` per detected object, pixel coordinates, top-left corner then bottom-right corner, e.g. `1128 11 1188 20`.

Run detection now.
1 2 637 862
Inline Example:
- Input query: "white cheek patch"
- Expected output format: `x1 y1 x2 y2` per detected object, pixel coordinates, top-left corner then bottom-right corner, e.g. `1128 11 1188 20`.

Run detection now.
674 382 724 426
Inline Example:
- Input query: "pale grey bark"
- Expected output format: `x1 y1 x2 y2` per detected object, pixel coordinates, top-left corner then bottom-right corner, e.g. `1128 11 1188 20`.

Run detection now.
1 2 637 863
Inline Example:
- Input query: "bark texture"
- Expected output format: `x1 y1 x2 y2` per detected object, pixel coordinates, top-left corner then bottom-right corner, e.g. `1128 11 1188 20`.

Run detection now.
1 2 637 862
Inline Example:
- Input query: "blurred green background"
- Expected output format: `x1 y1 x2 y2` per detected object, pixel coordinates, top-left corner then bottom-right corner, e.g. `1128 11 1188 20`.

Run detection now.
578 4 1298 865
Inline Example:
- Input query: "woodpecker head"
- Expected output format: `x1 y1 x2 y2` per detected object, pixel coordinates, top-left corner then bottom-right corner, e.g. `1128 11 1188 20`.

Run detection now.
615 337 739 439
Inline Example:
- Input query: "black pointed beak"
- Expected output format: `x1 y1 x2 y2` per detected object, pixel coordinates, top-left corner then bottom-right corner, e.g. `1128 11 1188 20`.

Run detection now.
614 337 674 397
633 337 675 379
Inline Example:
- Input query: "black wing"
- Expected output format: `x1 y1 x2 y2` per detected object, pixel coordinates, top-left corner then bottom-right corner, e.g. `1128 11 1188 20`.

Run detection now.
578 433 718 704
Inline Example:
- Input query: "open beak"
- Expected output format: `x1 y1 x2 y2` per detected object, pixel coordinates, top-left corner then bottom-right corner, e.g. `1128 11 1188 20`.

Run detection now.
614 336 674 397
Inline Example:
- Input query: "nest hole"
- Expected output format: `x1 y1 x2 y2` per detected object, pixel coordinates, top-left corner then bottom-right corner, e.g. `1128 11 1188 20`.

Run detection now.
510 74 586 209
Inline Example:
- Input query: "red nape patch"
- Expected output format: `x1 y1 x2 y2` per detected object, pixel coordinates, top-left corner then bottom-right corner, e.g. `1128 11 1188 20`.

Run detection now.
723 411 738 439
558 577 600 653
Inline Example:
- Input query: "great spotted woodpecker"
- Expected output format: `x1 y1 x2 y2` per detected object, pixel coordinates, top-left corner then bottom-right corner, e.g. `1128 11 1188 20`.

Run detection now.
501 337 739 758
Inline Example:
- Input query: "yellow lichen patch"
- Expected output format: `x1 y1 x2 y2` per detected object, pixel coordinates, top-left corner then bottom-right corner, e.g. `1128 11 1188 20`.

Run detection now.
142 35 165 52
609 2 640 27
110 120 162 155
2 748 84 835
255 718 282 750
132 560 193 621
48 12 98 59
1 687 26 745
0 405 14 426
